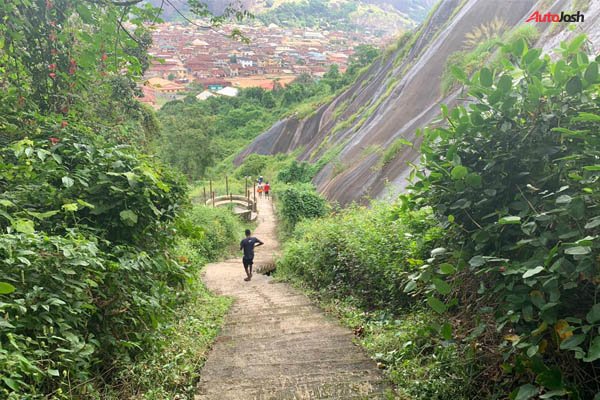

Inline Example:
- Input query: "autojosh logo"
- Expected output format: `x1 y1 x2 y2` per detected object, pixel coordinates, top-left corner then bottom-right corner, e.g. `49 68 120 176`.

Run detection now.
526 10 585 23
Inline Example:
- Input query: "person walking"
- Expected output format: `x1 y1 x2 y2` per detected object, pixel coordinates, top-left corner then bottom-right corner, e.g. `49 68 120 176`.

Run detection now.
264 182 270 199
240 229 264 281
257 183 263 199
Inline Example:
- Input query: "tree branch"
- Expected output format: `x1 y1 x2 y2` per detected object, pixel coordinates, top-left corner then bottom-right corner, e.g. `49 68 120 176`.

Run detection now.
164 0 212 30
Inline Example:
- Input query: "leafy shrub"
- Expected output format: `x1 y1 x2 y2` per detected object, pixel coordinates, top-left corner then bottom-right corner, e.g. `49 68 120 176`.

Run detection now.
101 281 232 400
362 310 473 400
175 205 244 261
277 202 441 309
0 132 186 247
274 183 329 232
276 160 316 183
234 154 271 180
0 129 194 398
410 36 600 396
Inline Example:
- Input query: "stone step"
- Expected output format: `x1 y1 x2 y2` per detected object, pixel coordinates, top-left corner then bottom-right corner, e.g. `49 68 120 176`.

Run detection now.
195 380 390 400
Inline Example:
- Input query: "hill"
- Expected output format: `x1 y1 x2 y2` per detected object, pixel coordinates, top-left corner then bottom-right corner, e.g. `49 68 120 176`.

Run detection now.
236 0 600 206
147 0 434 34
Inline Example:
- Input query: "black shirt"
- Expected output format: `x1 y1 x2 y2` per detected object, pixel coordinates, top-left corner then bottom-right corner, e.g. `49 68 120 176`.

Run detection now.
240 237 263 259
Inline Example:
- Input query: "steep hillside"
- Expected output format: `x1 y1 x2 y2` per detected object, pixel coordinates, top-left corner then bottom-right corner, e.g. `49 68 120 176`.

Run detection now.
236 0 600 206
147 0 433 31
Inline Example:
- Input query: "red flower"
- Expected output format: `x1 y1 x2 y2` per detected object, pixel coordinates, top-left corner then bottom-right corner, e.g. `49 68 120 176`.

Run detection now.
49 72 56 79
101 53 108 61
48 63 57 70
49 137 60 145
60 121 68 128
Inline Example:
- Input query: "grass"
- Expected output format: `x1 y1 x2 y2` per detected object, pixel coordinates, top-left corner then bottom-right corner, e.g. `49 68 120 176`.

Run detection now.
102 282 232 400
273 275 476 400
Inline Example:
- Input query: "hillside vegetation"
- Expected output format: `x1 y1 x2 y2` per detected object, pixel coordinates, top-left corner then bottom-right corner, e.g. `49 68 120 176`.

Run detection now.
0 1 248 398
149 0 432 32
276 36 600 398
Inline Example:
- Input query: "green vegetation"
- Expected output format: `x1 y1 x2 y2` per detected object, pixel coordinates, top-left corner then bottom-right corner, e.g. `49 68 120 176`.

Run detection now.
101 283 231 399
441 24 540 94
379 137 412 168
276 36 600 398
274 183 329 234
0 1 246 398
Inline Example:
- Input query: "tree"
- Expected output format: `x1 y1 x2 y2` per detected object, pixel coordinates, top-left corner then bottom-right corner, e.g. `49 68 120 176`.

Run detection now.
168 73 176 81
322 64 343 91
261 91 276 108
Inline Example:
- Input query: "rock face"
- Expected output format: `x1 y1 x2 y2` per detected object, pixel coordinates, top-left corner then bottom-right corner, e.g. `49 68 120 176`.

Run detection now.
236 0 600 206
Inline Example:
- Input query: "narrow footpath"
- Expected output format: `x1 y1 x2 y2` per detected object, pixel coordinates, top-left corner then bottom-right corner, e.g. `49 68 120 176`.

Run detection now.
196 198 390 400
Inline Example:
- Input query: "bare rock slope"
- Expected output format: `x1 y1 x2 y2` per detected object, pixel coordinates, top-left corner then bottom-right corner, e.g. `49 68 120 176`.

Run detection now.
236 0 600 206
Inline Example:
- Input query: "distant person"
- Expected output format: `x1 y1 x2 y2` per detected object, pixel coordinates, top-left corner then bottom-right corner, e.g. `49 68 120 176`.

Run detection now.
257 183 263 198
264 182 270 199
258 175 264 184
240 229 264 281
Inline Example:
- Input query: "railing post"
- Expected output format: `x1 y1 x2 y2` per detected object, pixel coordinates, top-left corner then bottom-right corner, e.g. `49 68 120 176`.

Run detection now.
203 186 206 203
225 175 229 196
253 182 257 211
212 191 215 207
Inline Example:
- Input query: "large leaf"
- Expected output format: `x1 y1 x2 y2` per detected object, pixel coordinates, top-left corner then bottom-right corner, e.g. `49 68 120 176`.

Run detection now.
499 216 521 225
433 277 452 295
523 266 544 279
439 263 456 275
514 384 538 400
120 210 138 226
565 246 591 255
566 76 583 95
586 304 600 324
584 336 600 362
559 334 586 350
480 67 493 87
584 61 598 83
0 282 16 295
451 165 468 180
427 296 447 314
497 75 512 93
13 219 35 234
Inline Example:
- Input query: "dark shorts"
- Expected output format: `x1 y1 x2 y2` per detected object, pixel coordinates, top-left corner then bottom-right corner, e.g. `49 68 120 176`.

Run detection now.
243 257 254 268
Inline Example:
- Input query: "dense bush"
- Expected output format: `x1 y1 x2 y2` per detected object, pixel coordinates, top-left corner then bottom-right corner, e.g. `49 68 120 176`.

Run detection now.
175 205 244 262
409 36 600 397
0 129 194 398
276 160 316 184
274 183 329 232
277 203 441 309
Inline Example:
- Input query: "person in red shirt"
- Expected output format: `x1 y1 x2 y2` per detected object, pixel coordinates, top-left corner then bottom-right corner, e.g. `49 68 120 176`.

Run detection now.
264 182 270 199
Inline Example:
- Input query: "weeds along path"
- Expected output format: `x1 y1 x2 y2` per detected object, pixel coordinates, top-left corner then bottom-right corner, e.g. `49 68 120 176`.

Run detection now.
197 198 389 399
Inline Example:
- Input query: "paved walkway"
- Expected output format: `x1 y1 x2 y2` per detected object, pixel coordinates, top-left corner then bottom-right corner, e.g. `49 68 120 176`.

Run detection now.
196 198 389 400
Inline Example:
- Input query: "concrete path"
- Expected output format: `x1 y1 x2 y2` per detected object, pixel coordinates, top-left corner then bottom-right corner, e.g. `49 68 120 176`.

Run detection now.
196 198 390 400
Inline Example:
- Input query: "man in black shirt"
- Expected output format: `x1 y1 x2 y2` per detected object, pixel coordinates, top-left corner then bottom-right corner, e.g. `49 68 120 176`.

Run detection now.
240 229 264 281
